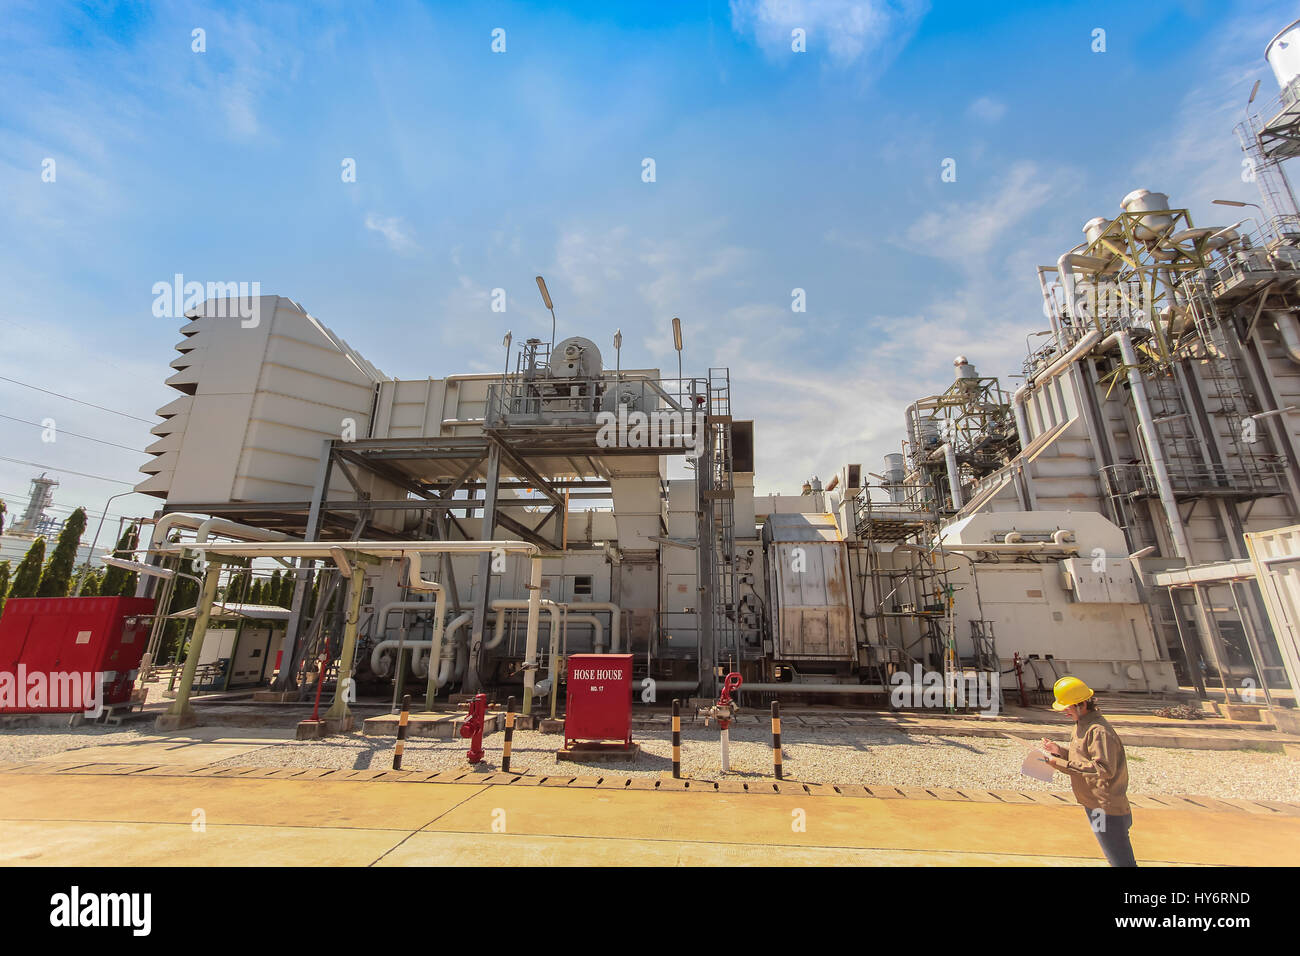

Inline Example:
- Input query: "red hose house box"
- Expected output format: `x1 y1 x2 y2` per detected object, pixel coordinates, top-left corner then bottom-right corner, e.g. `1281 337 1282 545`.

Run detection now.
564 653 633 749
0 596 156 713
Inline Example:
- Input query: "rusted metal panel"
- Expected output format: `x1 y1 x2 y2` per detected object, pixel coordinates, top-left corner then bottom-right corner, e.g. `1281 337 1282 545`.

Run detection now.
764 513 854 660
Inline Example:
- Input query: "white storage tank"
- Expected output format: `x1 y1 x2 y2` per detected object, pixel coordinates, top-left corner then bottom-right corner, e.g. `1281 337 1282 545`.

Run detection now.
1121 189 1175 240
550 336 602 378
1266 19 1300 92
1083 216 1111 246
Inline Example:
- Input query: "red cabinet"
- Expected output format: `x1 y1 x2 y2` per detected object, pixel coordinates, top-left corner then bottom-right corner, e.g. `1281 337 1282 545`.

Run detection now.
564 654 632 748
0 596 156 713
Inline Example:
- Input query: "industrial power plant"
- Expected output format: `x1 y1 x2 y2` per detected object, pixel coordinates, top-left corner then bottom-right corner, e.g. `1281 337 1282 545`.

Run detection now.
100 19 1300 735
3 7 1300 881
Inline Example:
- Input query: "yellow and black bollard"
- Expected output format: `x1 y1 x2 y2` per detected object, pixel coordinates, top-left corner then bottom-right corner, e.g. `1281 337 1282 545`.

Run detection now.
771 700 783 780
502 695 516 773
672 699 682 779
393 693 411 770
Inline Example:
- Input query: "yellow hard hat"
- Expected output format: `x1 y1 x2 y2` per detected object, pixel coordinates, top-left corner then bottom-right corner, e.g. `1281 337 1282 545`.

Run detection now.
1052 676 1094 711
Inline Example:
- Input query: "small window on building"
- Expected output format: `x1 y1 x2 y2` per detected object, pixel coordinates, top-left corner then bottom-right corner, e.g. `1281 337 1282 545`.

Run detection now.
573 575 593 598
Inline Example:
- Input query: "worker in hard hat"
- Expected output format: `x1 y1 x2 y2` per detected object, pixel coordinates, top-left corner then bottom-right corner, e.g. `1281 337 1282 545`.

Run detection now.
1037 676 1137 867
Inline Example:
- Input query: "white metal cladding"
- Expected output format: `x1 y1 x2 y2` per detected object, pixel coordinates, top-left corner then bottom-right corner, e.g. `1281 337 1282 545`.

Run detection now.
1245 524 1300 701
763 513 853 660
137 296 401 521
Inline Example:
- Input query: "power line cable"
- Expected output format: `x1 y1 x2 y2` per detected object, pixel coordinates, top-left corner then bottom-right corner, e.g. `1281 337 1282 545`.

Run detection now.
0 455 136 485
0 491 141 525
0 414 147 453
0 375 155 424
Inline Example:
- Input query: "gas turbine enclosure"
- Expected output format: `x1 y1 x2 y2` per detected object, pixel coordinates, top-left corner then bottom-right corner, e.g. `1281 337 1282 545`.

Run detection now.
762 512 854 661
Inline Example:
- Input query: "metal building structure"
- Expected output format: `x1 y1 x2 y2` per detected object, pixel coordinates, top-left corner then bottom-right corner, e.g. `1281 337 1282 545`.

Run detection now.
128 19 1300 719
10 473 60 536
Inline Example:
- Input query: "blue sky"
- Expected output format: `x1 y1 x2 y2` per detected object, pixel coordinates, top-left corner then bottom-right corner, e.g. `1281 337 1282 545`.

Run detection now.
1 0 1296 532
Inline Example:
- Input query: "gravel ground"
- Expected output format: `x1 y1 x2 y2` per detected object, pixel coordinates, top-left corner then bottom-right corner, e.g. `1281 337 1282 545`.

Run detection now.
0 726 161 763
202 726 1300 802
3 720 1296 803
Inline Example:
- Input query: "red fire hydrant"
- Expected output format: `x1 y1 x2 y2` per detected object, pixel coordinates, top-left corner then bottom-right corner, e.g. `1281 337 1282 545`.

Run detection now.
460 693 488 764
699 672 743 773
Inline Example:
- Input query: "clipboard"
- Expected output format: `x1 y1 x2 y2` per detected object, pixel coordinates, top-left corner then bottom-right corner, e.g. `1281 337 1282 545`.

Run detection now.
1003 732 1056 782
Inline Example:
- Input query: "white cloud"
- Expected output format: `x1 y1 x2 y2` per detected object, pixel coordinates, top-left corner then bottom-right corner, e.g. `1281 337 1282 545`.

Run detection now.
967 96 1006 123
1130 8 1292 227
364 214 419 255
902 161 1064 265
729 0 929 71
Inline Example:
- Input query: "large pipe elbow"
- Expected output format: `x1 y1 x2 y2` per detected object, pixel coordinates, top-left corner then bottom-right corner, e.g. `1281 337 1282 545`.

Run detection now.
1269 311 1300 365
566 602 622 652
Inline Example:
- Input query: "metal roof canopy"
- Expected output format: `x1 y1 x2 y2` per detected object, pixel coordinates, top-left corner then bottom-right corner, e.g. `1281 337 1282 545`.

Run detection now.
160 539 542 559
169 602 292 622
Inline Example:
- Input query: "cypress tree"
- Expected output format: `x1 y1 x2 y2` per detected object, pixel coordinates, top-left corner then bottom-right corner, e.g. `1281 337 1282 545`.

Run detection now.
9 537 47 600
80 572 101 597
268 570 281 606
100 524 140 597
0 560 11 617
226 568 250 605
37 507 88 597
161 550 199 662
279 571 296 608
249 579 264 605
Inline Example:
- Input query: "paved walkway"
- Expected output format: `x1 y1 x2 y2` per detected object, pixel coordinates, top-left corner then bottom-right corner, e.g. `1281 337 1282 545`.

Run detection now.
2 741 1298 866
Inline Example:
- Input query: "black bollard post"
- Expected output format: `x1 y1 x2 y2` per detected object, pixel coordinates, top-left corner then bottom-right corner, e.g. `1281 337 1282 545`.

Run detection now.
502 695 516 773
393 693 412 770
771 699 783 780
672 699 682 779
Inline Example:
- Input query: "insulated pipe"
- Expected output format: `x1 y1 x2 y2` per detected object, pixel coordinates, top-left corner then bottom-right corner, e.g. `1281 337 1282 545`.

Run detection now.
566 602 622 652
562 614 603 654
937 542 1080 553
1013 401 1031 448
369 601 440 675
1003 532 1024 544
147 513 207 551
523 553 543 715
400 557 449 706
412 612 472 676
455 639 468 681
1269 311 1300 364
940 443 963 510
485 600 562 651
1011 329 1104 441
194 517 295 545
633 679 699 697
1036 266 1062 340
1056 248 1109 327
739 683 886 694
1113 330 1194 561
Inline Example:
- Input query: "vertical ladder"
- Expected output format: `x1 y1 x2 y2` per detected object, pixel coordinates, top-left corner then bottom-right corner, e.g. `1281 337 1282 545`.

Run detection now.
700 368 738 684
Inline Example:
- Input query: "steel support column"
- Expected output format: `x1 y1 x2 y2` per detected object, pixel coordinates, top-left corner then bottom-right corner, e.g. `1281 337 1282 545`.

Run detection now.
275 440 333 692
463 443 502 694
157 561 224 727
325 559 367 721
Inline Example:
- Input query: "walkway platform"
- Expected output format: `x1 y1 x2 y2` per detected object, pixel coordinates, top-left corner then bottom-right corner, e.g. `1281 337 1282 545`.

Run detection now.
1 754 1297 867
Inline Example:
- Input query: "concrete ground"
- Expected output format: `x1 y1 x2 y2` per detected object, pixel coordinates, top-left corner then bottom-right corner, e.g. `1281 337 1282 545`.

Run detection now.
1 731 1298 866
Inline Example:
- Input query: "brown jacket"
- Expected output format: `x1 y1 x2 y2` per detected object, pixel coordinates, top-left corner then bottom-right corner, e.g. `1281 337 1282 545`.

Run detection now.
1049 709 1131 815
